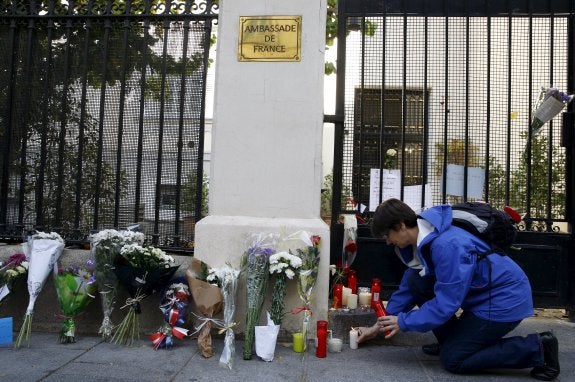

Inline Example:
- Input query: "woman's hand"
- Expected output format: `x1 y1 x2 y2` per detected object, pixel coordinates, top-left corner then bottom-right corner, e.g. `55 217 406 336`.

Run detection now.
356 324 379 343
377 315 400 338
357 315 401 343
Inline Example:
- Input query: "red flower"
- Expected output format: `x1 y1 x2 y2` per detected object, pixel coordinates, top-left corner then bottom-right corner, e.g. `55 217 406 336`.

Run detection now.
345 240 357 253
311 235 321 246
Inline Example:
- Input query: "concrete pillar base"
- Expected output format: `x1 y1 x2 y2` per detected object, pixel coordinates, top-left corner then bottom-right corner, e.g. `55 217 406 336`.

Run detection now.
194 215 330 334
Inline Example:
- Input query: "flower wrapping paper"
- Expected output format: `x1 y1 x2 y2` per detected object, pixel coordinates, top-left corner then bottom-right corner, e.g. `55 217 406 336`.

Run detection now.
15 232 65 348
53 261 97 343
185 258 223 358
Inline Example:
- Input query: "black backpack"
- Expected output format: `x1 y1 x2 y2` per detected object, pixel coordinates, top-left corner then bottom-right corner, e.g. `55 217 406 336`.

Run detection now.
450 202 519 255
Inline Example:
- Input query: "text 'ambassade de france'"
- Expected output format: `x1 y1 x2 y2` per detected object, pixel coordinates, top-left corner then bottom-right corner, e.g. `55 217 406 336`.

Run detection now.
244 24 295 53
238 16 301 62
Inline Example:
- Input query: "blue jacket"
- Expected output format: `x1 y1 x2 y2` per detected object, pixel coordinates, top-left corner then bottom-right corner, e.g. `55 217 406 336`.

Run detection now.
386 204 534 333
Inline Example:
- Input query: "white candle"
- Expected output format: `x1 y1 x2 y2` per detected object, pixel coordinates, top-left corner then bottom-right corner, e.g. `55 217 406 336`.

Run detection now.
349 329 358 349
328 338 342 353
346 293 358 309
358 291 371 307
342 287 352 306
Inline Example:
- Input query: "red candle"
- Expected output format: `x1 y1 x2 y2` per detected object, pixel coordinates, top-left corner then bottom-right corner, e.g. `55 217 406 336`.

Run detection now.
347 269 357 294
333 283 343 309
316 320 328 358
370 278 381 307
374 300 387 317
373 301 391 336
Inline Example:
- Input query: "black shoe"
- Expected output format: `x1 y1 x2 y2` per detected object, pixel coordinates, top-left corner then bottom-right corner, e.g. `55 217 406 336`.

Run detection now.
421 343 441 356
530 332 560 381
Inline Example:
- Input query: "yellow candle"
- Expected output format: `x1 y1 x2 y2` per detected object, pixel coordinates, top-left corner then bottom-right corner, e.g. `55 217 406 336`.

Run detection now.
293 332 304 353
347 293 358 309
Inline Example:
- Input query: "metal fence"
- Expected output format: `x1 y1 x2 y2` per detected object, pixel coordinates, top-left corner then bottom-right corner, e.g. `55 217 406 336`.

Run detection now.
0 0 218 252
328 0 575 309
333 1 574 234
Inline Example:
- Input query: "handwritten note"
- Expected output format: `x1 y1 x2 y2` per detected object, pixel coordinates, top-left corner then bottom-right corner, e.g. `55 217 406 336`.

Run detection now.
403 184 433 213
369 169 433 212
369 169 401 211
444 164 485 199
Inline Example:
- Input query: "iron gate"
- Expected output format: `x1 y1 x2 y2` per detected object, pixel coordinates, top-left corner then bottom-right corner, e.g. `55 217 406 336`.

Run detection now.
327 0 575 317
0 0 218 251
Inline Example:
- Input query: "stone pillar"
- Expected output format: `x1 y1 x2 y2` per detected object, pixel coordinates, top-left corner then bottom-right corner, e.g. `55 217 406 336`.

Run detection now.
194 0 329 336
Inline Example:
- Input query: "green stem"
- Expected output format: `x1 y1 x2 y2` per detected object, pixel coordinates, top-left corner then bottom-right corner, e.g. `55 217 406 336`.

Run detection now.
270 275 287 326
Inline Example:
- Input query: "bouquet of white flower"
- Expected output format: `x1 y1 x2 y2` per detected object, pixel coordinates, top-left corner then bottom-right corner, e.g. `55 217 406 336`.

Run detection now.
15 231 65 348
185 258 223 358
268 251 302 326
0 253 28 306
111 243 179 346
208 265 240 369
90 229 145 340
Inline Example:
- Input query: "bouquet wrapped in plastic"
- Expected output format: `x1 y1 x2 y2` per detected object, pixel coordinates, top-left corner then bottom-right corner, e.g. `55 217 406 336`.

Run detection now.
531 86 574 137
241 233 277 360
268 251 302 327
15 231 65 348
342 214 358 269
150 281 190 350
0 253 28 307
185 258 223 358
111 243 179 346
53 260 98 343
90 229 145 340
208 265 240 369
294 233 321 352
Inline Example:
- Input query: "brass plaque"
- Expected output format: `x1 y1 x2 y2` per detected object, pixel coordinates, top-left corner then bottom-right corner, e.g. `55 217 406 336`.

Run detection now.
238 16 302 62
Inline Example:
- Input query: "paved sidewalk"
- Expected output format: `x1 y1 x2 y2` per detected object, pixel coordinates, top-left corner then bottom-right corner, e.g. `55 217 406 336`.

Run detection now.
1 315 573 382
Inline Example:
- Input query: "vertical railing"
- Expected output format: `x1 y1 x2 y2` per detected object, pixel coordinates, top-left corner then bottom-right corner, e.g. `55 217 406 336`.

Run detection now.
0 0 218 250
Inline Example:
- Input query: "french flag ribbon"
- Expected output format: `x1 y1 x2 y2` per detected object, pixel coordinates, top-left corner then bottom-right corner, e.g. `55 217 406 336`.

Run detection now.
160 302 186 327
150 326 189 350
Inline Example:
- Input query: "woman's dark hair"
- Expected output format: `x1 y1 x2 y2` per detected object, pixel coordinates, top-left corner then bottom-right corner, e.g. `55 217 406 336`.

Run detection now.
371 198 417 238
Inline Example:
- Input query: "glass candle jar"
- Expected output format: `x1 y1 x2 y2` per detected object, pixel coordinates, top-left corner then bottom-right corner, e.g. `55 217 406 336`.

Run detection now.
358 287 371 309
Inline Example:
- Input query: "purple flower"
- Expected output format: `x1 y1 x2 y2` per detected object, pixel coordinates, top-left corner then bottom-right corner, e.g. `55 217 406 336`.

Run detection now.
6 253 26 266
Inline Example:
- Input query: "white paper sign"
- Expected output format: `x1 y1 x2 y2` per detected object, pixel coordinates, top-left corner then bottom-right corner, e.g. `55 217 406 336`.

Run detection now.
369 169 401 211
369 169 433 212
444 164 485 199
403 184 433 213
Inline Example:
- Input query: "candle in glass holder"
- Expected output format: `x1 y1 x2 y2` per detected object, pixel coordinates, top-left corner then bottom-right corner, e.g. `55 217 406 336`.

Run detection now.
358 287 371 308
346 293 358 309
328 338 342 353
